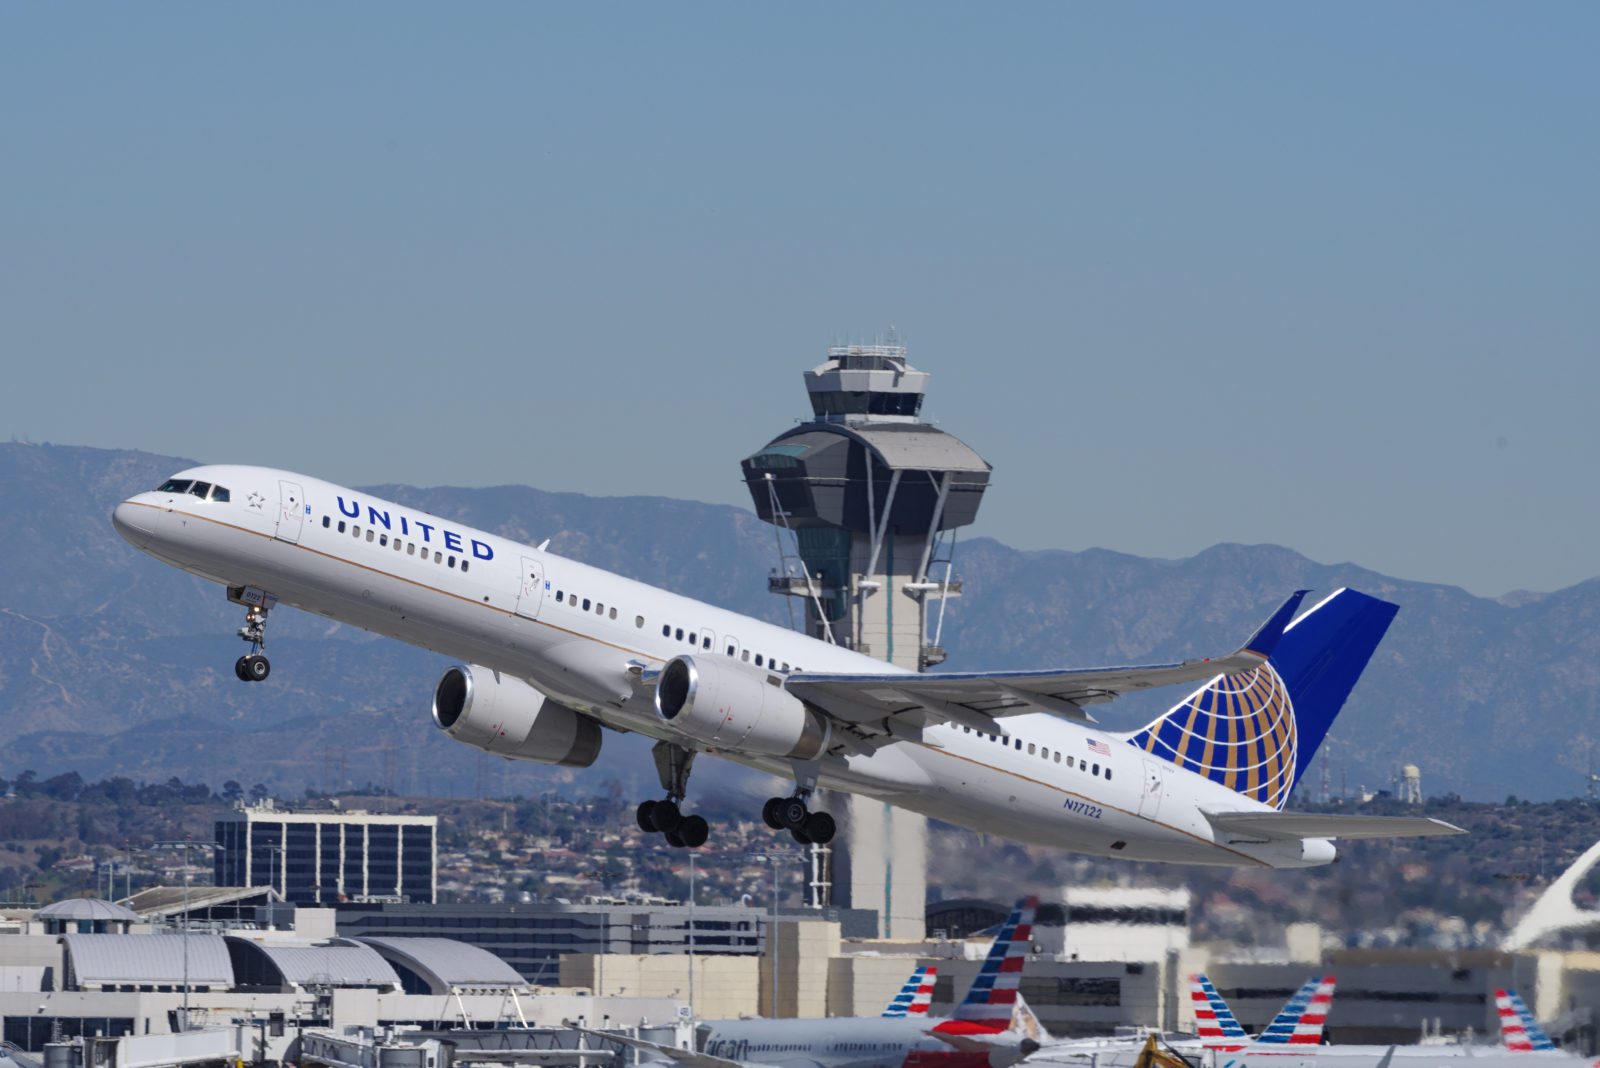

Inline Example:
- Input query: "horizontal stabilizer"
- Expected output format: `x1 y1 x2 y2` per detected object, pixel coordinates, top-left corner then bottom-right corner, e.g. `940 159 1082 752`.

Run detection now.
1204 811 1465 842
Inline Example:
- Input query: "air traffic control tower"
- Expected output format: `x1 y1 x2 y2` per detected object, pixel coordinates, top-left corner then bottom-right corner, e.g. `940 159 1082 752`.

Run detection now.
741 337 991 939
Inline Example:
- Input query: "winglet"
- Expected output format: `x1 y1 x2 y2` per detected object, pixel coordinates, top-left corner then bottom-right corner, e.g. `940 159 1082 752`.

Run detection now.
1242 590 1311 658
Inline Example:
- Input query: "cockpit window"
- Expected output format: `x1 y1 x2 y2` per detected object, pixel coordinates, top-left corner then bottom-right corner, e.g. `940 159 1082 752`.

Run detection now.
190 481 212 499
158 479 193 494
209 485 230 502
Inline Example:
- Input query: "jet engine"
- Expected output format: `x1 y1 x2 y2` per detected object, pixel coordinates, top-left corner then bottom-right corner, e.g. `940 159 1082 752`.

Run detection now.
432 665 602 767
653 655 828 759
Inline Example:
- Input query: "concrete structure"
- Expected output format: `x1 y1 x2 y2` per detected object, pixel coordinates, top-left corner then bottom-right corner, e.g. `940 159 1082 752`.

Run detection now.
742 337 992 938
1504 837 1600 951
333 900 873 987
1048 887 1190 964
214 801 437 906
35 900 139 936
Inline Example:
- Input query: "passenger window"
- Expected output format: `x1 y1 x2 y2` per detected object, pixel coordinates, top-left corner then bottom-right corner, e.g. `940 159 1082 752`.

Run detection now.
189 481 212 498
727 644 735 656
1054 752 1061 764
448 556 456 568
610 608 617 620
637 615 645 628
1092 763 1100 776
407 543 414 555
688 633 697 645
461 560 469 572
353 525 361 538
963 726 971 733
755 655 764 667
433 551 442 563
380 534 388 546
596 603 604 615
741 650 750 662
705 638 714 650
1067 756 1075 768
157 479 193 494
1015 738 1022 750
675 628 684 641
322 516 330 528
662 624 671 637
1105 768 1112 781
210 486 230 502
366 530 375 542
780 661 788 670
1028 743 1036 755
581 598 589 611
338 521 346 533
394 539 402 551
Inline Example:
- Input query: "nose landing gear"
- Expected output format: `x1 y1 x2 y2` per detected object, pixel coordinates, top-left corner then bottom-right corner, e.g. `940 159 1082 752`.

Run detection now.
228 586 277 682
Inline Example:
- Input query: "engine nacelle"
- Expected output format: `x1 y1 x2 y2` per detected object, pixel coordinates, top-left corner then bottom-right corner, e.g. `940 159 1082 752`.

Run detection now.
653 655 828 759
432 665 602 768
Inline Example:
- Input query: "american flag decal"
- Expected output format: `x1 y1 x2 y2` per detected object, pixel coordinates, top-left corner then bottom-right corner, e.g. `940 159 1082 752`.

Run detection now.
1087 739 1110 755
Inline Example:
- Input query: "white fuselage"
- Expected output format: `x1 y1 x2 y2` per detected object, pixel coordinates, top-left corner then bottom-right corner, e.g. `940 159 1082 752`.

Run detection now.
112 464 1333 868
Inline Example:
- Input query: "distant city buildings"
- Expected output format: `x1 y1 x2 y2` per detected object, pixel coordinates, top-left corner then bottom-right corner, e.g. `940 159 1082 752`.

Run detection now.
213 800 436 905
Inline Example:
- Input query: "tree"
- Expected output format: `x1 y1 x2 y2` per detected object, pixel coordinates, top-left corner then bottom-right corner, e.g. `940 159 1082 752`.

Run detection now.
248 783 270 803
221 781 243 803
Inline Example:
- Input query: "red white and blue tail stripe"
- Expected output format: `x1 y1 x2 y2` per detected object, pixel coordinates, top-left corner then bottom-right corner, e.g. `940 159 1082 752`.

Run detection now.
1190 974 1249 1050
1253 976 1336 1045
1497 989 1556 1051
883 965 938 1017
950 896 1038 1032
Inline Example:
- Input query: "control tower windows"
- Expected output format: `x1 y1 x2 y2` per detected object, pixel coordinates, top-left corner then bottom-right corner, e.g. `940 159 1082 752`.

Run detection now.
808 391 924 418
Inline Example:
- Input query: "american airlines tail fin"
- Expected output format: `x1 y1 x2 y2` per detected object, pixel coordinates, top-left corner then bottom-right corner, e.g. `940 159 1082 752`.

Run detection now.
1252 976 1336 1046
1190 974 1249 1050
950 895 1038 1032
1497 989 1557 1051
883 965 937 1017
1127 589 1398 809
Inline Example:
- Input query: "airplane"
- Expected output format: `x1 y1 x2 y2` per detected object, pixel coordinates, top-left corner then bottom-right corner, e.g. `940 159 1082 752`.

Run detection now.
1495 990 1557 1052
882 966 937 1018
112 465 1464 857
568 897 1043 1068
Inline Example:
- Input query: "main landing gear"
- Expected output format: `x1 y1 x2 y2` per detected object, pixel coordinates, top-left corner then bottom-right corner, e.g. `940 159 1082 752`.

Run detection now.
638 742 709 849
228 585 277 683
761 793 836 845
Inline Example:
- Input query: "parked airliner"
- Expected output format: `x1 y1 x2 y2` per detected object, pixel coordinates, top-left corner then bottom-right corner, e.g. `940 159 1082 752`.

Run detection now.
568 897 1043 1068
112 466 1462 857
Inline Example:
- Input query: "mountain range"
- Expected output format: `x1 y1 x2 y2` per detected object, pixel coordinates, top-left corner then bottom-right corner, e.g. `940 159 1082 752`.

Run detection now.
2 441 1595 803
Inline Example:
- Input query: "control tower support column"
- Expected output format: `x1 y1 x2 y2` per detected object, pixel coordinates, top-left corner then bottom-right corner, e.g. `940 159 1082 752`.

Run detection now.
742 337 992 940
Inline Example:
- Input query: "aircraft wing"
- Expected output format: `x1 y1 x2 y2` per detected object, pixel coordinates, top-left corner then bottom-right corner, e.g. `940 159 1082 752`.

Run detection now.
783 592 1310 744
562 1024 769 1068
1202 811 1467 842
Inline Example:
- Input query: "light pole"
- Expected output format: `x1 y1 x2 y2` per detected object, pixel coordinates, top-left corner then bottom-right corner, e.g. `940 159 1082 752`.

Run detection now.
154 836 213 1032
748 851 799 1019
687 852 696 1021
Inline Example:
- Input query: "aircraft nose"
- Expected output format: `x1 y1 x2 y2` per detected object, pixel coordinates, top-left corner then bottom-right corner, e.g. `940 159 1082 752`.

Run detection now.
112 500 158 548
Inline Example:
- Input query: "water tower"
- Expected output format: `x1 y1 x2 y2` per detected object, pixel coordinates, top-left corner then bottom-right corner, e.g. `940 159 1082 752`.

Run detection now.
741 335 992 938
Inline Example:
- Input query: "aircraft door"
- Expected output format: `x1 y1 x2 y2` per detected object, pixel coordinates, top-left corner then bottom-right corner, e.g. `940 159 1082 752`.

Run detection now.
514 557 546 619
275 481 305 544
1138 758 1167 820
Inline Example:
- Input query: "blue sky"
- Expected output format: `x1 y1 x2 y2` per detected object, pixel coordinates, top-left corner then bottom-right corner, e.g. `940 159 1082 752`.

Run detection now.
4 4 1596 598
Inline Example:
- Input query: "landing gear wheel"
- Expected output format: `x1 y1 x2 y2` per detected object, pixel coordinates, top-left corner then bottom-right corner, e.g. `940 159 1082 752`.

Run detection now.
664 829 686 848
802 811 836 845
235 657 251 682
678 815 709 849
649 799 683 834
762 797 785 830
243 655 270 682
778 797 809 830
637 800 659 833
789 826 813 845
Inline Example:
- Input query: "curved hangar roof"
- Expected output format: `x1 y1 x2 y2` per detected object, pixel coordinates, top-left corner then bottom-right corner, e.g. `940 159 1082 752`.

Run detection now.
63 933 233 990
357 936 528 994
743 423 991 534
227 938 402 992
37 898 139 922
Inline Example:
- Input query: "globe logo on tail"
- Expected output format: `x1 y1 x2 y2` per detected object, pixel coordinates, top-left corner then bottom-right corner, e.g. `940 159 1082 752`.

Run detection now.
1130 663 1298 810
